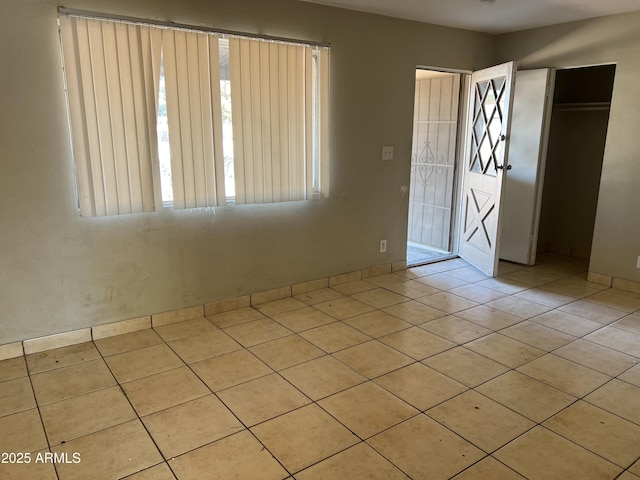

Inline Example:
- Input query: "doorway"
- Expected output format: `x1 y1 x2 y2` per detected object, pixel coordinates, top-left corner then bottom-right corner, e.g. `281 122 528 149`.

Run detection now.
536 65 615 261
407 69 463 266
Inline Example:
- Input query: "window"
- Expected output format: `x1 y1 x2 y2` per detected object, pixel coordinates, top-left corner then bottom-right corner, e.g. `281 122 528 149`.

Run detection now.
59 13 329 216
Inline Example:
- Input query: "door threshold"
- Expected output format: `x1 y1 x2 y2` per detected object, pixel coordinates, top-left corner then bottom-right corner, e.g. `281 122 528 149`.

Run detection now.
407 253 459 268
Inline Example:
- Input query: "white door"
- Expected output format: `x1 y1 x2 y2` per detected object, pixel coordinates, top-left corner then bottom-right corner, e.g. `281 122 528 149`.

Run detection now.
500 69 555 265
458 62 516 276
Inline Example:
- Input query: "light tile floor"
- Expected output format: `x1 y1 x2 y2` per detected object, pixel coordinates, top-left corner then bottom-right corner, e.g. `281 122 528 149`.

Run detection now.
2 253 640 479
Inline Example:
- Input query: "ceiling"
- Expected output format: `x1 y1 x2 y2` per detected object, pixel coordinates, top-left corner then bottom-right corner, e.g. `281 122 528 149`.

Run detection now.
300 0 640 34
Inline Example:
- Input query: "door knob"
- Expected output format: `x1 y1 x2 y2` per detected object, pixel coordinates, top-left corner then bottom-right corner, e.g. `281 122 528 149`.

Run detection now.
496 164 512 170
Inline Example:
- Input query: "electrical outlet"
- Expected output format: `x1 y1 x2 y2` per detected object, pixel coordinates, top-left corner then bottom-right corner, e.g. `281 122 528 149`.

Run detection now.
381 146 394 161
380 239 387 253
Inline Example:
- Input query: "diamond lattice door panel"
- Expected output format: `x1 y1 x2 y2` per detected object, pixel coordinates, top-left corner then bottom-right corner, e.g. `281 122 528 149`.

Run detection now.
459 62 516 276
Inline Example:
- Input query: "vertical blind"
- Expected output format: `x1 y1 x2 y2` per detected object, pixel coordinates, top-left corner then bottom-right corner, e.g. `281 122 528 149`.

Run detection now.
60 15 162 216
60 13 329 216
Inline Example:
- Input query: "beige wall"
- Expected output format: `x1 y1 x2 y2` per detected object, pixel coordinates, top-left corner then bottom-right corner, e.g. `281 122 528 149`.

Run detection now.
497 11 640 282
0 0 496 342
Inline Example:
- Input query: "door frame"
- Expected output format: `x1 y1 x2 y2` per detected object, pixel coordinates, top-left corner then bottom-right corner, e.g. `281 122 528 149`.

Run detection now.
407 65 471 266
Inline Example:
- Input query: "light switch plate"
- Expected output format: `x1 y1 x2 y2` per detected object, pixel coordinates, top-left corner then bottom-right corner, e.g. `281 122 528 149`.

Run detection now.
382 145 394 161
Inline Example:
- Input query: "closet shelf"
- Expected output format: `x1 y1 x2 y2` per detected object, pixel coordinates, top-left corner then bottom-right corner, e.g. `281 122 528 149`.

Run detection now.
553 102 611 111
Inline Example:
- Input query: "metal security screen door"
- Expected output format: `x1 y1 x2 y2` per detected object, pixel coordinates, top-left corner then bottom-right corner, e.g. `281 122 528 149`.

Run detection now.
459 62 516 276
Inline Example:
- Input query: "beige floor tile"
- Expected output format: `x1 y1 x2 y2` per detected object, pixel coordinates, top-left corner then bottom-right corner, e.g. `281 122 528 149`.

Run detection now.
619 472 640 480
513 288 575 308
142 395 244 458
631 460 640 475
0 356 27 382
423 347 509 387
207 307 266 328
0 376 36 417
51 420 162 480
224 318 293 347
465 333 545 368
170 431 288 480
554 339 638 376
584 289 640 313
476 371 575 422
105 344 185 383
280 355 366 400
365 273 410 288
319 382 418 438
427 390 534 452
517 354 610 397
619 363 640 387
451 457 526 480
559 300 627 324
538 277 604 298
382 300 447 325
26 342 100 374
449 284 507 303
249 335 324 370
544 400 640 467
485 296 551 319
31 359 115 406
330 280 377 295
501 270 557 287
295 442 409 480
455 305 523 330
332 340 413 378
122 463 176 480
344 310 411 338
153 317 218 342
375 363 467 410
94 329 163 357
585 379 640 425
251 404 359 473
218 373 310 426
416 292 479 314
494 426 622 480
168 329 242 364
0 449 58 479
0 408 48 453
417 273 470 291
254 297 306 316
52 420 162 480
447 266 491 283
40 386 136 445
122 366 209 416
612 313 640 335
299 322 371 353
368 415 484 480
585 327 640 357
500 321 576 351
191 349 273 391
351 288 409 309
420 315 493 344
314 297 376 320
294 287 344 305
476 277 530 295
379 327 456 360
383 280 440 299
270 307 336 332
529 310 603 337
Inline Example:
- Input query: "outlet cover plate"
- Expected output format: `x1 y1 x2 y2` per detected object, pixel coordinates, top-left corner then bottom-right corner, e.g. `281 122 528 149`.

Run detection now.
382 146 394 161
